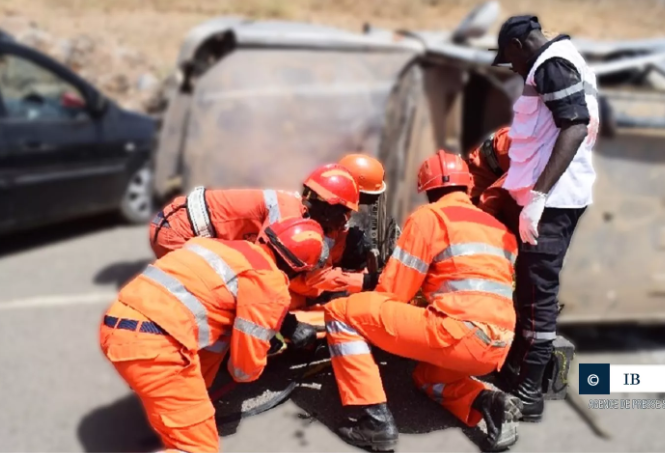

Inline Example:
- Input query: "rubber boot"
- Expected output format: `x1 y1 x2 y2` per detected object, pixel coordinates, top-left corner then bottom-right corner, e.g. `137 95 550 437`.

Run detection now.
337 403 398 452
471 390 523 452
513 363 546 422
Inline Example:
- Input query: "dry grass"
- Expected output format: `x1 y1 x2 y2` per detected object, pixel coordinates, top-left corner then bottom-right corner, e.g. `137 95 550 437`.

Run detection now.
2 0 665 73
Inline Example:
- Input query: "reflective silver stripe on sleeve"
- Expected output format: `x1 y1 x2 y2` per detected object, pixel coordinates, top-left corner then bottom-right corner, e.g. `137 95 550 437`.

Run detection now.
142 265 210 349
463 321 508 348
522 330 557 341
186 186 214 238
435 279 513 300
392 246 429 274
234 317 276 342
203 339 229 354
263 189 282 224
328 341 371 357
542 80 584 102
434 243 517 265
183 243 239 298
229 364 252 382
325 320 360 336
522 81 598 99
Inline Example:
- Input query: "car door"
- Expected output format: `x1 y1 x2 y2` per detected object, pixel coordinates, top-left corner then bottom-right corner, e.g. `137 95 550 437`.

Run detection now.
0 44 122 230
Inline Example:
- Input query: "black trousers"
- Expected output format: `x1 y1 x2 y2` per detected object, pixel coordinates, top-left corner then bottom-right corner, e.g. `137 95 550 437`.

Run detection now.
512 206 587 367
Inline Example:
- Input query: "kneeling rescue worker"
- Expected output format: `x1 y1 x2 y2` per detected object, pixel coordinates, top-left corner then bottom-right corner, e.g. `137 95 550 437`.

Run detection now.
100 217 327 453
149 163 358 259
289 154 387 310
322 151 522 452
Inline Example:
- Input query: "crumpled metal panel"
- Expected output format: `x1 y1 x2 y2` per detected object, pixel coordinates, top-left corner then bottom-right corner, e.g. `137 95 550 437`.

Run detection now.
559 130 665 323
180 48 417 195
176 16 422 69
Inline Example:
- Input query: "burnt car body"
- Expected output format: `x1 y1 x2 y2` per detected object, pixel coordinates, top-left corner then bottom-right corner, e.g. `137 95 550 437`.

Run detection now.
0 34 157 235
152 2 665 323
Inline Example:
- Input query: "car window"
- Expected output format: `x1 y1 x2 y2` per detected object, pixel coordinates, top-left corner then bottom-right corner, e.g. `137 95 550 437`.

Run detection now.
0 53 88 121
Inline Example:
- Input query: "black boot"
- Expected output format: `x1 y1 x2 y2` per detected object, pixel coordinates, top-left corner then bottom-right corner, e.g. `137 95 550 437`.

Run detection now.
472 390 523 452
337 403 398 451
513 363 546 422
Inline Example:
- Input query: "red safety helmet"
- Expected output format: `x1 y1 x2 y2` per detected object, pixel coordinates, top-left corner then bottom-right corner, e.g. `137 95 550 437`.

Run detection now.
302 164 360 211
258 216 329 273
417 150 472 193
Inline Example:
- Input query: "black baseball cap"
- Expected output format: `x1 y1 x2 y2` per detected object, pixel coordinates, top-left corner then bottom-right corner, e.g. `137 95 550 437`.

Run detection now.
491 15 542 66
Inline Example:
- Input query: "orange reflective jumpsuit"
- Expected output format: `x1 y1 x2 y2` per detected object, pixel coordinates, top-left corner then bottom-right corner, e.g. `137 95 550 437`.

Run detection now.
149 188 306 258
99 238 292 452
289 228 366 329
467 127 511 203
323 192 518 427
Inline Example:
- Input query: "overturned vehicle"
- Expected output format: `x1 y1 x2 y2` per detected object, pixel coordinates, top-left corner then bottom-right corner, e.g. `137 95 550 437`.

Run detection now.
152 2 665 325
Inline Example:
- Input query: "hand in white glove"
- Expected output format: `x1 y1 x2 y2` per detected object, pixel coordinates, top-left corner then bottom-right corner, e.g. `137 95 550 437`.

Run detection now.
519 190 547 245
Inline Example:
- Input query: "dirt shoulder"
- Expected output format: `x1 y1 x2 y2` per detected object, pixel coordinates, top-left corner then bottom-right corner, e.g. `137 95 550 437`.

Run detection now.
1 0 664 110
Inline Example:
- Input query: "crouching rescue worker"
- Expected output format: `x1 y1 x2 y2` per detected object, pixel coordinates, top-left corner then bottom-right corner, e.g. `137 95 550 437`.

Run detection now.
291 154 386 305
149 163 358 259
99 217 327 453
467 127 521 235
288 154 386 330
322 151 522 452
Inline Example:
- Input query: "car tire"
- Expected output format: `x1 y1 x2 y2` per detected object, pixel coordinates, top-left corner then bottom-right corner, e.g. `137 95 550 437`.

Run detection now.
119 165 154 224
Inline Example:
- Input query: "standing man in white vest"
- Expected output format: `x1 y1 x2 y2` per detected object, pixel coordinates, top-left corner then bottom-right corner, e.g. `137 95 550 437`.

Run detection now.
491 15 599 422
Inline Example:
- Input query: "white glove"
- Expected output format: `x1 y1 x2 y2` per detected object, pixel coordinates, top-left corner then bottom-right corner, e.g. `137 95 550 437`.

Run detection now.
519 190 547 245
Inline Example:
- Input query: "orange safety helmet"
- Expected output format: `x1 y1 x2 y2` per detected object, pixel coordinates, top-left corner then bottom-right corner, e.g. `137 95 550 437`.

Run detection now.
417 150 472 193
258 216 329 273
338 154 387 195
302 163 360 211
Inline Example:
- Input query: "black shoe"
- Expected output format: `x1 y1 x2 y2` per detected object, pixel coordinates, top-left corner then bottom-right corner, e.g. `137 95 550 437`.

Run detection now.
472 390 523 452
513 363 546 423
337 403 398 452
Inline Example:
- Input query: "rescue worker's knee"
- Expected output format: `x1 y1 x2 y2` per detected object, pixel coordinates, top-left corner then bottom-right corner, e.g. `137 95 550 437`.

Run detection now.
150 400 218 453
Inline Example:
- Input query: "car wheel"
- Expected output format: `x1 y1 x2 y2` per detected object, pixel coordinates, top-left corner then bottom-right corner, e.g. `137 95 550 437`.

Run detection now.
119 166 154 224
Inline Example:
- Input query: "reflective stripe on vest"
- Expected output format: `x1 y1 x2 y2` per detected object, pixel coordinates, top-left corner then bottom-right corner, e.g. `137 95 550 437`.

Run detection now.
263 189 282 224
434 278 513 300
433 242 517 265
141 265 211 349
184 242 239 298
186 186 215 238
391 246 429 274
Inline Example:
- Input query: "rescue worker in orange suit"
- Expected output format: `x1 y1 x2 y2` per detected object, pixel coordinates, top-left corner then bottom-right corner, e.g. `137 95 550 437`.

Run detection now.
99 217 327 453
466 126 521 236
290 154 387 308
322 151 523 452
148 163 358 260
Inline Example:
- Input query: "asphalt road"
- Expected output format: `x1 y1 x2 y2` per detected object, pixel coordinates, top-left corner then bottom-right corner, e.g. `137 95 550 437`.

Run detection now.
2 216 665 452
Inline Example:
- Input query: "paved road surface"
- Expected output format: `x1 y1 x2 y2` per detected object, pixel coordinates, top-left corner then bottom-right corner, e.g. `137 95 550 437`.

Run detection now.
1 217 665 452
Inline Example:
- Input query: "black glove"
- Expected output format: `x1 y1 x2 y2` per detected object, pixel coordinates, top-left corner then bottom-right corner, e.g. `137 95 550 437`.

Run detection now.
339 226 372 271
362 272 380 291
279 313 317 349
268 335 285 355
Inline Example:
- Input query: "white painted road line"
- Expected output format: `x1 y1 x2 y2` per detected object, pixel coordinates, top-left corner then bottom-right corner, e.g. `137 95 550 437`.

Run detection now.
0 293 116 311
